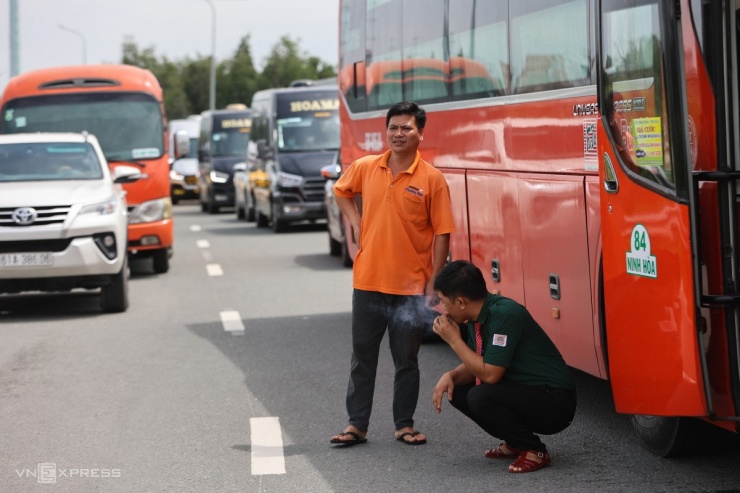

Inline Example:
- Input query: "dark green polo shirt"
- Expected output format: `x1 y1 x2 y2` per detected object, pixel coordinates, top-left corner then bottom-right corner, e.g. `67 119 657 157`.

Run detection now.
465 293 575 390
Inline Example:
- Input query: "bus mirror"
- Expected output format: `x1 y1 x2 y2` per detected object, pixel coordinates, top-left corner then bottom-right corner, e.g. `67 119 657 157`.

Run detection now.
173 130 190 159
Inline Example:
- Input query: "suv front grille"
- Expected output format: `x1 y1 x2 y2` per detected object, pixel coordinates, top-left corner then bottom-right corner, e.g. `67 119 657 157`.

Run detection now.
0 205 72 227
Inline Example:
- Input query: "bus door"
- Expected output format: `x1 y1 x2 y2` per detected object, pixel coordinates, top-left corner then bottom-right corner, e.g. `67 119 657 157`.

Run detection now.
598 0 707 418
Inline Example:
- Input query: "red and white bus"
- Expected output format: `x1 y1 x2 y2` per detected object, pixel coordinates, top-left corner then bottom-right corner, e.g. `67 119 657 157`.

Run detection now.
1 64 174 273
337 0 740 456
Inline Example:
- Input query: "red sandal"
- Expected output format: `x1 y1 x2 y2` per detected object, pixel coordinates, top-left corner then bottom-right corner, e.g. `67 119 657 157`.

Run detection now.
484 443 521 459
508 450 551 473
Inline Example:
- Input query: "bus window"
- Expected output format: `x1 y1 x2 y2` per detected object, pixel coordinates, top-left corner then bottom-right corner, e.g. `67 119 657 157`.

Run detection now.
510 0 591 94
601 1 676 192
401 0 448 104
366 0 402 110
448 0 508 99
340 0 367 113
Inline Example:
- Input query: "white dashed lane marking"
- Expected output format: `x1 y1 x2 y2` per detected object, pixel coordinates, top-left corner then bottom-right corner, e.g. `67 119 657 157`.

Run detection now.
219 310 245 333
206 264 223 276
197 239 210 248
250 417 286 475
189 225 202 232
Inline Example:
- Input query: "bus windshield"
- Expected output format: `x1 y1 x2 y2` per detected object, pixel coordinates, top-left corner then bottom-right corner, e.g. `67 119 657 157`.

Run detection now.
1 92 164 161
277 113 340 152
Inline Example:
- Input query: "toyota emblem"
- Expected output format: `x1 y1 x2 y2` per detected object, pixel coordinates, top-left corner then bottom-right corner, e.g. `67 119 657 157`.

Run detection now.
12 207 38 225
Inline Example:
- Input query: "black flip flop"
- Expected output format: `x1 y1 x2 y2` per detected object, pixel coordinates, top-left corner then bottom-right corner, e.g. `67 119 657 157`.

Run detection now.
396 431 427 445
330 431 368 446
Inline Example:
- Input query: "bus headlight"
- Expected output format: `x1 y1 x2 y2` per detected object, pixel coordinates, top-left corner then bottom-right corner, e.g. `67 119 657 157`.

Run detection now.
129 198 173 223
277 171 303 188
210 170 230 183
80 197 117 215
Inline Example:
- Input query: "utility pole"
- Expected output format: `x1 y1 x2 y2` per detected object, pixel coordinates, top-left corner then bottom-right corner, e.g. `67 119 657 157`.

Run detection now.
10 0 19 76
204 0 216 111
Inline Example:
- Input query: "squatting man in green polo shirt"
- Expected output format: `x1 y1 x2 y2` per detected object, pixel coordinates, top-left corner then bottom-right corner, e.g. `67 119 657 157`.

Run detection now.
431 260 577 473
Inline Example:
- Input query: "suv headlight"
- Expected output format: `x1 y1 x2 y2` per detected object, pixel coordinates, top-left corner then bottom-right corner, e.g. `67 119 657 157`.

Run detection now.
80 197 117 215
277 171 303 188
170 169 185 181
129 198 173 223
210 170 230 183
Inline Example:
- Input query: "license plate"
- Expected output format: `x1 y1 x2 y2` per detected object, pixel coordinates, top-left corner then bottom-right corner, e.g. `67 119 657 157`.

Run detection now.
0 252 53 267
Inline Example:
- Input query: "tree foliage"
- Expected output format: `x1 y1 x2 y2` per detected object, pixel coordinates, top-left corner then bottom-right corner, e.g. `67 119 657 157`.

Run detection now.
121 35 336 120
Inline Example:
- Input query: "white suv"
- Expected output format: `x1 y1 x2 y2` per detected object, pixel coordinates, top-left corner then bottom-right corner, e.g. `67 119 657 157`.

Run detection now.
0 132 141 312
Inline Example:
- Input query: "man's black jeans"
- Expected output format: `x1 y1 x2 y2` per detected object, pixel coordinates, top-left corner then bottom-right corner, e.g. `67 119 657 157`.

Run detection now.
346 289 426 432
449 380 577 453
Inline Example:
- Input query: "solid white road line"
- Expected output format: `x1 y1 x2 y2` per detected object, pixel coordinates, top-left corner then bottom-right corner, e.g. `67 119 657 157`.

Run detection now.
220 310 245 332
250 417 286 475
189 225 202 232
206 264 223 276
196 239 210 248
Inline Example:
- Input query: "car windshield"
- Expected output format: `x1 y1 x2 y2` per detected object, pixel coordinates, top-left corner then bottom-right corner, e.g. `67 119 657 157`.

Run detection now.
1 92 164 161
211 129 250 157
0 142 103 182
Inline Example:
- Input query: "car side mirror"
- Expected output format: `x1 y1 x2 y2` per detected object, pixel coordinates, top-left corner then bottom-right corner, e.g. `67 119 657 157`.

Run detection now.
320 164 341 180
112 164 143 184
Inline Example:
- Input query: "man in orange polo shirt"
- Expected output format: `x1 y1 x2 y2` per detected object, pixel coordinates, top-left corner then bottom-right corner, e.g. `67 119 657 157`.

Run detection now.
329 101 456 447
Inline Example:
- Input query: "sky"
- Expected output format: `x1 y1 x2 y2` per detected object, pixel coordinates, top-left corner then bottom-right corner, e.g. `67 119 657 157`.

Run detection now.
0 0 339 94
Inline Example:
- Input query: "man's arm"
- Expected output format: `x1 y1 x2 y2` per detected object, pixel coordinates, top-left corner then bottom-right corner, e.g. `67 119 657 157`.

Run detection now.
335 195 361 248
425 233 450 305
434 315 507 384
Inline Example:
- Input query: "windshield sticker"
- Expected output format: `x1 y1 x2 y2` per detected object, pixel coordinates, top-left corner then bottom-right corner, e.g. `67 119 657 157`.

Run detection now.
289 99 339 112
626 224 657 278
632 117 663 167
15 116 27 128
583 119 597 171
132 148 159 159
4 109 13 121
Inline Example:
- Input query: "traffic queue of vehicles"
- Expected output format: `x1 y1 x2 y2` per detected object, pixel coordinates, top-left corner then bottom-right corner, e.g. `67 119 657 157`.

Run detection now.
0 64 189 312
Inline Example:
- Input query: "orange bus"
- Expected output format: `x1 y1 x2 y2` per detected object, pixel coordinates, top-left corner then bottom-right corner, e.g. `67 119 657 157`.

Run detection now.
338 0 740 456
1 64 174 273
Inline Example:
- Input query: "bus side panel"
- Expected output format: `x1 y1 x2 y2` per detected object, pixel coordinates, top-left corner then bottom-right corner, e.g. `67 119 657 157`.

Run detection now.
439 169 470 262
518 174 600 376
467 171 524 304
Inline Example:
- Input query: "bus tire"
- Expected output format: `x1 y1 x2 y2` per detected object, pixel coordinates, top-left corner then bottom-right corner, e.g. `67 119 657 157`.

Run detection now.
630 415 693 457
100 259 129 313
152 248 170 274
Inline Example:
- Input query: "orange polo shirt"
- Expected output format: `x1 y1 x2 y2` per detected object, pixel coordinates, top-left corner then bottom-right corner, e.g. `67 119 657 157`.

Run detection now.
334 150 456 295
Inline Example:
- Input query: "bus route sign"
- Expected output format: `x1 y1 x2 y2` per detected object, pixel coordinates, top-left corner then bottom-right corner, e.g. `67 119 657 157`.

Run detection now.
626 224 657 278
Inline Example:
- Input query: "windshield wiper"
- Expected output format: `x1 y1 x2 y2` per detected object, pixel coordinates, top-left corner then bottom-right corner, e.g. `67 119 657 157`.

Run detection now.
108 159 147 168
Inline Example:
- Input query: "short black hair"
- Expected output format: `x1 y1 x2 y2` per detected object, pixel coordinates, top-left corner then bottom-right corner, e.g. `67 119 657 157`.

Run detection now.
433 260 488 301
386 101 426 130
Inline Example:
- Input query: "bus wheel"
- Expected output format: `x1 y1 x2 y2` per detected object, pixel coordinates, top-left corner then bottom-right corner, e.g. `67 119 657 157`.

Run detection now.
152 249 170 274
100 259 129 313
630 415 693 457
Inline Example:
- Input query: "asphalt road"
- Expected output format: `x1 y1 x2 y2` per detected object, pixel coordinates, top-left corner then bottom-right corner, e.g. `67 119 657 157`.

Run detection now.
1 203 740 493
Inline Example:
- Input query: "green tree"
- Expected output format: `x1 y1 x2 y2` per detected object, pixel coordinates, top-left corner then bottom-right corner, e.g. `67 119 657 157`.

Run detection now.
259 36 336 89
216 35 259 108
